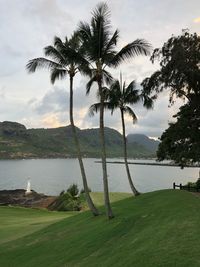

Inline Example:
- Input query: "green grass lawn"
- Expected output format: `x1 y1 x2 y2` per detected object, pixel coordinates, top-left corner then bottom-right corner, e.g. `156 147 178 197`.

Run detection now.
1 190 200 266
0 206 73 245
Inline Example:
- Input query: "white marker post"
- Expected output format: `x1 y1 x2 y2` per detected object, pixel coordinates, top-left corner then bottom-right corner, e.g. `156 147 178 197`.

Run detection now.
25 178 31 195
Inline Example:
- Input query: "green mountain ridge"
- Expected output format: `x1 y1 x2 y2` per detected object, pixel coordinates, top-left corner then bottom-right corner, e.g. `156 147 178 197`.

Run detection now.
0 121 156 159
127 133 159 153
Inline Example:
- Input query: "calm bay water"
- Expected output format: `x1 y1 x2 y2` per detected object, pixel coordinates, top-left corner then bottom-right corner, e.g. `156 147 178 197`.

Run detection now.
0 158 199 195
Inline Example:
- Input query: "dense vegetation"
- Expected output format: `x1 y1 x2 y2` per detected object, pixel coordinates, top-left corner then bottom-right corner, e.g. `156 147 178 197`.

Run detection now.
1 190 200 266
0 121 157 159
157 104 200 166
49 184 82 211
142 30 200 166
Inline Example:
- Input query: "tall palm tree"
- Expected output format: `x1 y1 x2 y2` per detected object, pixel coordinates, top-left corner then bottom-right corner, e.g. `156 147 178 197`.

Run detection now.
90 76 154 196
78 2 151 218
26 32 99 216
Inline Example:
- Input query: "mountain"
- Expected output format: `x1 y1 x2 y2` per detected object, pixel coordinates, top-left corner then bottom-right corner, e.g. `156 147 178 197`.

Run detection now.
0 121 156 159
127 134 159 154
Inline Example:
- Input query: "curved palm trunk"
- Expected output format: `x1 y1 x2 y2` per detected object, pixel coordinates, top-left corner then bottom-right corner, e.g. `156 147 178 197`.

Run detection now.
120 109 140 196
99 82 114 219
70 76 99 216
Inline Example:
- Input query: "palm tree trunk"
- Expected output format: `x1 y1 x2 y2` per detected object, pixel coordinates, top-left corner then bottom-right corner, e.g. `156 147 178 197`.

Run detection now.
120 109 140 196
98 82 114 219
69 75 99 216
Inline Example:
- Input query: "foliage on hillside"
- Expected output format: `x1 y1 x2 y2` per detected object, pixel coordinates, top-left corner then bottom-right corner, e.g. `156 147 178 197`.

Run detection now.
0 121 155 159
127 133 159 153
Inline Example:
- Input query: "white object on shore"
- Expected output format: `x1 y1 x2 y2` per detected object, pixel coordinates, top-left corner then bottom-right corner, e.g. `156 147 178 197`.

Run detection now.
25 178 31 194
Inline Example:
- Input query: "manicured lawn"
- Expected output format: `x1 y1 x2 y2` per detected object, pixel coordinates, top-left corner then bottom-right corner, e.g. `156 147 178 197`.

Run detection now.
1 190 200 266
0 206 72 244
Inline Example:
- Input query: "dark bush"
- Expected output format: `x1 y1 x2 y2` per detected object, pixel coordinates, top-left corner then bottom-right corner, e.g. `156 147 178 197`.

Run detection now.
196 178 200 188
67 184 79 197
59 190 65 196
49 184 81 211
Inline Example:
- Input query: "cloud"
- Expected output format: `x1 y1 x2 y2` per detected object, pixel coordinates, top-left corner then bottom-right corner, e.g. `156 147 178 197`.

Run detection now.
27 80 98 128
41 114 64 128
0 86 6 99
193 17 200 23
0 0 73 77
33 87 68 115
1 0 200 136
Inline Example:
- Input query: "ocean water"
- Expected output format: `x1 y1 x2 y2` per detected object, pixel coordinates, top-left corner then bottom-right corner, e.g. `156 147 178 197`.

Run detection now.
0 158 199 195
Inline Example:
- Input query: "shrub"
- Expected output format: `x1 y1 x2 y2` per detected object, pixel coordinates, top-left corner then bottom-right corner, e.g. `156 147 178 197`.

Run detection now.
196 178 200 188
49 184 81 211
56 192 81 211
59 190 65 196
67 184 79 197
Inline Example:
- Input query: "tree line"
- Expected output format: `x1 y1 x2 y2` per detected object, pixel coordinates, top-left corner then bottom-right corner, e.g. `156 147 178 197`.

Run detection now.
26 3 200 219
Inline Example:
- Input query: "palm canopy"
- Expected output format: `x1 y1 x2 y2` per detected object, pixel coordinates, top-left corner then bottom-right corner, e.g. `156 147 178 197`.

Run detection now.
90 77 154 122
78 2 152 93
26 32 91 83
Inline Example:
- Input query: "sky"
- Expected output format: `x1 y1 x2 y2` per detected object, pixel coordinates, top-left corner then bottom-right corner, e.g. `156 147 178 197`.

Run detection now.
0 0 200 138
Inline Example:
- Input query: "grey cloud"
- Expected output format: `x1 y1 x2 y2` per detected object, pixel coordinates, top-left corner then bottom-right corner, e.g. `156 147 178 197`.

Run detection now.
1 0 199 135
0 87 6 99
30 79 98 121
33 87 68 115
125 96 182 137
0 0 73 77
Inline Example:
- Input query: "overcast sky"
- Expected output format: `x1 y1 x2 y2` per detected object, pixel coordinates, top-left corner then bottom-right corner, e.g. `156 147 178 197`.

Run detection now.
0 0 200 138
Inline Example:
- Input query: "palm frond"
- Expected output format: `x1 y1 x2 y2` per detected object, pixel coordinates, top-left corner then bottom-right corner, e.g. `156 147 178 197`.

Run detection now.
89 101 113 116
79 2 113 62
68 31 81 50
78 21 92 42
86 76 97 95
92 2 111 34
109 79 122 102
110 39 152 67
54 36 64 50
104 29 119 55
95 86 109 100
92 2 110 19
50 68 67 84
44 45 66 65
102 69 113 85
78 64 92 77
124 106 137 123
89 103 101 116
124 81 140 104
26 58 62 73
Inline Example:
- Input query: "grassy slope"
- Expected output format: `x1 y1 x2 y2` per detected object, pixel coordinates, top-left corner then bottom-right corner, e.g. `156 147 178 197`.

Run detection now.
1 190 200 266
0 207 72 245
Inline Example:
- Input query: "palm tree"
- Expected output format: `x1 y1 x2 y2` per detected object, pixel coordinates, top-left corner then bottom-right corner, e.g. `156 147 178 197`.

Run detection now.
78 2 151 218
90 76 154 196
26 32 99 216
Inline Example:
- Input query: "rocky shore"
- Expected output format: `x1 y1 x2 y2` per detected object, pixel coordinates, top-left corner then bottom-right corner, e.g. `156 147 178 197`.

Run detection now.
0 189 56 209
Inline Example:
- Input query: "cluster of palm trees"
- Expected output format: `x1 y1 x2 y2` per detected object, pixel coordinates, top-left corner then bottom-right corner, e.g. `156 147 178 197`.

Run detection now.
26 2 153 219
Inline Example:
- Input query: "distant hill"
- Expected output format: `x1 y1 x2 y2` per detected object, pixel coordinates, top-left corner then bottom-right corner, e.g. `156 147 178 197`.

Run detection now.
127 134 159 154
0 121 156 159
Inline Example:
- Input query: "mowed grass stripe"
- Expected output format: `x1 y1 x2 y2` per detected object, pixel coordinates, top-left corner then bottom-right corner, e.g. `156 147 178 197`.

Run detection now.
0 190 200 266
